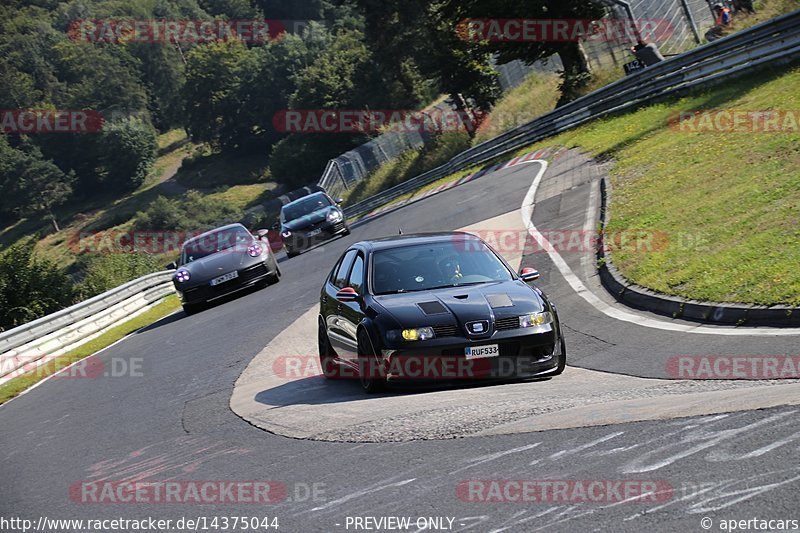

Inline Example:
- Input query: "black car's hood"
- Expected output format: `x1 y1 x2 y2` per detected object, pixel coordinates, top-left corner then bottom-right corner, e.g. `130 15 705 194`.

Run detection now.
283 207 337 231
373 280 544 327
179 243 260 282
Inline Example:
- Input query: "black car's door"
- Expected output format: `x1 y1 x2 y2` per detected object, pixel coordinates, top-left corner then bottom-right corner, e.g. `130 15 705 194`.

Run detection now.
337 252 367 364
324 249 359 359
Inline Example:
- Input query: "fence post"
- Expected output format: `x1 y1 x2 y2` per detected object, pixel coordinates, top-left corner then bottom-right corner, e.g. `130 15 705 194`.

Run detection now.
680 0 703 44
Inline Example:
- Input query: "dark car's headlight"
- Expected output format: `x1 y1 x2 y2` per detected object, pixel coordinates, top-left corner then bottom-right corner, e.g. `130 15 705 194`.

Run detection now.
519 311 553 328
387 327 435 342
281 230 292 238
175 269 191 283
327 210 343 223
247 243 263 257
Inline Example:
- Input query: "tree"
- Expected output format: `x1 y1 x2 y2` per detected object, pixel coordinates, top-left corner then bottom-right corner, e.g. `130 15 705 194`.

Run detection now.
182 40 256 149
98 117 157 191
269 29 373 186
437 0 605 106
356 0 500 133
0 137 73 231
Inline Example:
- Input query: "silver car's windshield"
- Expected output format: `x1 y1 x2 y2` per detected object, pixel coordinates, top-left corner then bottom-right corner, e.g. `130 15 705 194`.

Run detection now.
181 227 251 264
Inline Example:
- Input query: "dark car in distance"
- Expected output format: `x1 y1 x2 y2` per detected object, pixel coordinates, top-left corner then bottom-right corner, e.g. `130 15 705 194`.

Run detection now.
168 223 281 315
280 192 350 258
317 232 566 392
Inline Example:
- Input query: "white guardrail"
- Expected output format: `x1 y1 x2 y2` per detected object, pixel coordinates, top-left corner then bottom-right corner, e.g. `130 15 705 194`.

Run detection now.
0 271 175 384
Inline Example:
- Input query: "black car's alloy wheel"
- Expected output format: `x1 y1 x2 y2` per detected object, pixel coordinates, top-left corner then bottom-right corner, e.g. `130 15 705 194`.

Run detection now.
357 330 384 393
552 335 567 375
318 319 337 379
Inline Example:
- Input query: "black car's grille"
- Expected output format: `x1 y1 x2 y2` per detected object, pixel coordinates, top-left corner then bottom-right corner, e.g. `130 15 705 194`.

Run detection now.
300 220 326 233
432 324 459 337
495 316 521 331
331 221 347 233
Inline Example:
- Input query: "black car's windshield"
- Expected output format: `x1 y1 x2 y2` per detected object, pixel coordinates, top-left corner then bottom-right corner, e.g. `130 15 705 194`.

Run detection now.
180 227 251 264
371 239 513 295
281 194 332 222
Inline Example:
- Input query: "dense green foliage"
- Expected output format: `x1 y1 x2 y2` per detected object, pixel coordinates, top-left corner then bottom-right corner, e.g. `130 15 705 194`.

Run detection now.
133 191 242 232
0 239 74 331
73 251 161 301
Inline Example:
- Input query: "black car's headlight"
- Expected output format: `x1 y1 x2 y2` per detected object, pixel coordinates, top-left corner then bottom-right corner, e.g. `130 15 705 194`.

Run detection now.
519 311 553 328
327 210 343 223
387 327 435 342
281 230 292 238
175 269 191 283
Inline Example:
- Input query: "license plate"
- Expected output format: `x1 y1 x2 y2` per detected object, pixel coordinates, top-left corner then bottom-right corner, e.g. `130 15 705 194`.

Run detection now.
307 228 322 237
465 344 500 360
210 270 238 286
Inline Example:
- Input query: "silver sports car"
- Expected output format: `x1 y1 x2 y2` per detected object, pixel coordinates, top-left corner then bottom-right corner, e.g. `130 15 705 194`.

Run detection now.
168 223 281 315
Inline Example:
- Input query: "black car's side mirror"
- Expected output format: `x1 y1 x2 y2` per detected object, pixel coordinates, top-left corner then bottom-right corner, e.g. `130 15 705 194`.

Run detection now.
336 198 344 204
336 287 360 303
165 261 178 270
520 267 540 282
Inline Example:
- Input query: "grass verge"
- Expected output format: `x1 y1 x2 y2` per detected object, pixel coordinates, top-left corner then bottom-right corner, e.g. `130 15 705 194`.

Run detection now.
0 294 180 405
507 63 800 305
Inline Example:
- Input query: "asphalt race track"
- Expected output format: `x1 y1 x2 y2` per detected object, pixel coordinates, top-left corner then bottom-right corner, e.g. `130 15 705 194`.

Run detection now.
3 149 800 532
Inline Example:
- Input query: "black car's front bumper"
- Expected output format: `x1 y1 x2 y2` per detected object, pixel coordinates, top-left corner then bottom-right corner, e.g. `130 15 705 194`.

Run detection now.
376 327 560 382
175 262 274 305
284 220 349 254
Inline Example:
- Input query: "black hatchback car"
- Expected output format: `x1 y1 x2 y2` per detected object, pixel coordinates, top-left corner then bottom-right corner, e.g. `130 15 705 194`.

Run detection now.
317 232 566 392
279 192 350 258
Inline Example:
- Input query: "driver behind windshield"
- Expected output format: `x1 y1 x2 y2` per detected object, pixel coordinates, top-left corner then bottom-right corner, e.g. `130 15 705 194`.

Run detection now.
438 255 464 284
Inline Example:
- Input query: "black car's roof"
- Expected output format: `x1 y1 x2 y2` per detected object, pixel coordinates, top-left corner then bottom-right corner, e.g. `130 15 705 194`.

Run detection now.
355 232 481 252
281 191 328 210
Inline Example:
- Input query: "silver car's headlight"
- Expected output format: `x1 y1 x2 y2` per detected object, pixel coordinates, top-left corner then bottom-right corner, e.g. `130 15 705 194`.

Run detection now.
519 311 553 328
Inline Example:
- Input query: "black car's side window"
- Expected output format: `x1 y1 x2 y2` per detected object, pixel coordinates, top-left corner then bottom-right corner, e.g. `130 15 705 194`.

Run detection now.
332 250 358 288
348 254 365 294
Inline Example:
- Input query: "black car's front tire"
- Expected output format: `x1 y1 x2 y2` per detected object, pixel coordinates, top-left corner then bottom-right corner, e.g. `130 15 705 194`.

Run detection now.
357 330 385 393
318 318 337 379
551 335 567 375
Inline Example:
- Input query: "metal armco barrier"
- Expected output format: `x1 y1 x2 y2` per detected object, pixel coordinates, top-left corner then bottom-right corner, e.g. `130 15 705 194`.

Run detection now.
329 10 800 220
0 271 175 381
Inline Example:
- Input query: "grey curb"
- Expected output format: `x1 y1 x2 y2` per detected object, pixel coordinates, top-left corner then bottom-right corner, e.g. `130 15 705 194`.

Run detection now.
597 176 800 326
